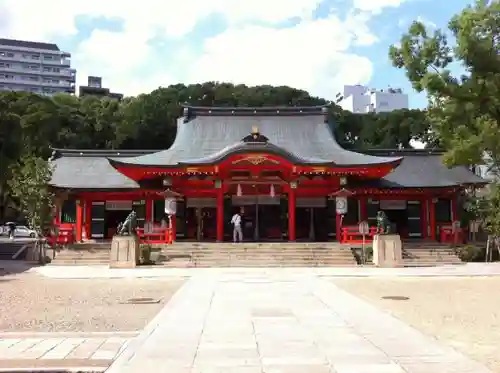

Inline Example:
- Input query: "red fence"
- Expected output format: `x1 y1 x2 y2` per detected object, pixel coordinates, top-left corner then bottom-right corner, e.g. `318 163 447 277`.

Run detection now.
340 226 379 244
136 227 173 244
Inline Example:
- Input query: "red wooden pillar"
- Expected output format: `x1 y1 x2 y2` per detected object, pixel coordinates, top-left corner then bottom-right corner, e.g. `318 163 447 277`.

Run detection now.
53 203 61 226
421 198 428 239
336 212 342 242
288 187 296 241
359 197 367 221
145 199 153 223
429 199 436 241
75 199 83 242
216 185 224 242
171 215 177 242
451 196 458 222
84 200 92 240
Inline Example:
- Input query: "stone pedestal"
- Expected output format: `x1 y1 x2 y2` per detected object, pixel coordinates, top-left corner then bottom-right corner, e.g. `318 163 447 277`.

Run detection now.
110 235 140 268
372 234 403 267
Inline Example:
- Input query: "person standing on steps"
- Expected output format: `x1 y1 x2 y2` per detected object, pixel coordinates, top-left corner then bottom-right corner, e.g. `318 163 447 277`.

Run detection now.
231 209 243 243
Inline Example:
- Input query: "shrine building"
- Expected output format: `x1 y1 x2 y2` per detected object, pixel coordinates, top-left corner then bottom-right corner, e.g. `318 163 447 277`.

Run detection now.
49 106 486 244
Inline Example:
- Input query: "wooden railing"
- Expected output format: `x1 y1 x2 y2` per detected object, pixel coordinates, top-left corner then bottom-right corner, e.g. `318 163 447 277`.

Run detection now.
136 227 172 244
340 226 380 244
439 225 465 244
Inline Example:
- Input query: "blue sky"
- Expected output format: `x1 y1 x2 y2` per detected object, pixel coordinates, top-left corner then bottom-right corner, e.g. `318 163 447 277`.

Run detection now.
0 0 475 108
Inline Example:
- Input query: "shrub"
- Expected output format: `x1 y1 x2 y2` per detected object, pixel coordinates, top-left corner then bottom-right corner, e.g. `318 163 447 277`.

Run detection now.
140 244 152 264
456 245 499 262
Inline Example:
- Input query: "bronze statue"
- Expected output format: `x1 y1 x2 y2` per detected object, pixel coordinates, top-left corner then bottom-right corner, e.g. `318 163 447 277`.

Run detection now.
117 211 137 236
376 210 390 234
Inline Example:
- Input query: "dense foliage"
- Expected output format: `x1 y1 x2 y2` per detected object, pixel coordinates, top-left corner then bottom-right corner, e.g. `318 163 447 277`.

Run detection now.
389 0 500 239
0 82 430 221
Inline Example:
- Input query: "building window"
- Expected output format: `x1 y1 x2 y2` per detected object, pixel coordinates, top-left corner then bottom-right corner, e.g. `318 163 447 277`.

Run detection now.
29 76 38 81
31 54 40 59
43 55 53 60
6 53 14 58
61 200 76 223
43 67 51 72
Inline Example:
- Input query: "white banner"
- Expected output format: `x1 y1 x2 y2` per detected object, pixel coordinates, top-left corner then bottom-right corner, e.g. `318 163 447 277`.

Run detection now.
186 198 217 208
105 200 132 210
297 198 327 208
380 200 406 210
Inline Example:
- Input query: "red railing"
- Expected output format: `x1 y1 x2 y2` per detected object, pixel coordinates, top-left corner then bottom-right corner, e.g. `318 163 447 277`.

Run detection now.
439 225 465 244
136 227 173 244
340 226 380 244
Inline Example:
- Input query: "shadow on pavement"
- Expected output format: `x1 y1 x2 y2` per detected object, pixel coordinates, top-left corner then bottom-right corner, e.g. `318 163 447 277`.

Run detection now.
0 260 40 277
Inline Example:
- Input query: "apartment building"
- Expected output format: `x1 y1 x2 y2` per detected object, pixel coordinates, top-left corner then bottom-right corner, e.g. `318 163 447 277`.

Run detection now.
0 38 76 96
79 76 123 100
339 85 409 113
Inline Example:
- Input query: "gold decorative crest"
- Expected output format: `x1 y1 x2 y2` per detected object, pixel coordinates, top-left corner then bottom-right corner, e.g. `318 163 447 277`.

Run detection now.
232 155 280 165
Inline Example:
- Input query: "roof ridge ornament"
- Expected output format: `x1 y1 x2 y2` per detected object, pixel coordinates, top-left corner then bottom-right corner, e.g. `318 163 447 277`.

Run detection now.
242 126 269 143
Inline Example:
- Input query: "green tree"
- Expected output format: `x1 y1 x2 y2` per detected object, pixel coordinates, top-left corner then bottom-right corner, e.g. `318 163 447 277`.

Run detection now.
389 0 500 168
8 155 54 235
389 0 500 241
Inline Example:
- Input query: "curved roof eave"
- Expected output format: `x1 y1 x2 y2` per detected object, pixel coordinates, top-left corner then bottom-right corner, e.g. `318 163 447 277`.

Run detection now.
107 146 403 169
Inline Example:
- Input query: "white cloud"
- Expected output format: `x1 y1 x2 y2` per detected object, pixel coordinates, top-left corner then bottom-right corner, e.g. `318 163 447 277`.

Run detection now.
0 0 404 98
188 15 375 99
353 0 406 13
0 0 324 40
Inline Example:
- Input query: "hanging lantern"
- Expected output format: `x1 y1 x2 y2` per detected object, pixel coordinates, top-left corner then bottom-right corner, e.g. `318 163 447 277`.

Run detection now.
164 198 177 215
236 184 243 197
270 184 275 198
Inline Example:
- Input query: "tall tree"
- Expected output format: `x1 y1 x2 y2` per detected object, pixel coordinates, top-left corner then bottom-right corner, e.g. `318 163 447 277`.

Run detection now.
389 0 500 169
389 0 500 240
8 155 54 232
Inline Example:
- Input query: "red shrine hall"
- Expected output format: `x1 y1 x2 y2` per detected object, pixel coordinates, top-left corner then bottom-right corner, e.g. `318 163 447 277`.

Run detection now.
49 106 486 244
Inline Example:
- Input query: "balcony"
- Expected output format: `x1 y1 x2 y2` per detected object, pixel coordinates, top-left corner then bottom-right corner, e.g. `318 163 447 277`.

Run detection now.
0 64 73 76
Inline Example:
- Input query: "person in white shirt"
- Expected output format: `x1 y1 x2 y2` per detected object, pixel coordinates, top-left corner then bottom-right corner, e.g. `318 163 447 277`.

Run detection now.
231 210 243 243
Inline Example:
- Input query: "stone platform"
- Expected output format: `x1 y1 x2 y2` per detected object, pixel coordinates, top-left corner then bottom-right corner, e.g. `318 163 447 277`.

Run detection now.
106 271 493 373
159 242 357 267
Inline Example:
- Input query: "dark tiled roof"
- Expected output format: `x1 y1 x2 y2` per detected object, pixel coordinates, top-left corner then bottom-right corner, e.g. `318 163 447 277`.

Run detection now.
49 149 486 190
50 150 142 189
110 107 401 167
0 38 60 51
356 151 486 188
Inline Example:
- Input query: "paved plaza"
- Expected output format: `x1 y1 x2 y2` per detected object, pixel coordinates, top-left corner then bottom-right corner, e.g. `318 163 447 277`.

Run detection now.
107 271 493 373
1 263 499 372
0 333 132 371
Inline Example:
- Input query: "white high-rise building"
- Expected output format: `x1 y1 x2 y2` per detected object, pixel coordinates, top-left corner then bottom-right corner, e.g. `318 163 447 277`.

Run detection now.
339 84 409 113
0 38 76 96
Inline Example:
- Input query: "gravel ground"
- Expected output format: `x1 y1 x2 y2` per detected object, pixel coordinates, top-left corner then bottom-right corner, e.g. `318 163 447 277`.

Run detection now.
332 276 500 372
0 272 185 333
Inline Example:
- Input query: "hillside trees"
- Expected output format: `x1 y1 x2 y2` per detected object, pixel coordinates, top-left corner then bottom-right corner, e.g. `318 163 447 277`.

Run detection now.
389 0 500 238
0 82 431 220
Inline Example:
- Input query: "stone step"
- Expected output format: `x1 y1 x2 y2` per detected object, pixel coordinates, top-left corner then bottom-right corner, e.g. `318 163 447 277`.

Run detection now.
50 260 110 265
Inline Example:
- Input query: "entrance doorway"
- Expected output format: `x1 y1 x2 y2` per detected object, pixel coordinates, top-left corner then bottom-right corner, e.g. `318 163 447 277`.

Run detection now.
231 196 282 241
380 200 409 237
104 209 130 238
185 207 216 241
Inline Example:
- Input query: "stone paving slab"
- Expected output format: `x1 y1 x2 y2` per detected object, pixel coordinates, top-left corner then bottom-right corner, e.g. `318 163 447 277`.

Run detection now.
0 337 130 360
107 272 494 373
29 262 500 279
0 336 130 371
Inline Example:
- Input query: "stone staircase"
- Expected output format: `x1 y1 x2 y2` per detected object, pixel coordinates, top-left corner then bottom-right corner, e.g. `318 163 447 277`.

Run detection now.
50 243 110 265
402 241 463 266
0 241 29 260
159 242 357 267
